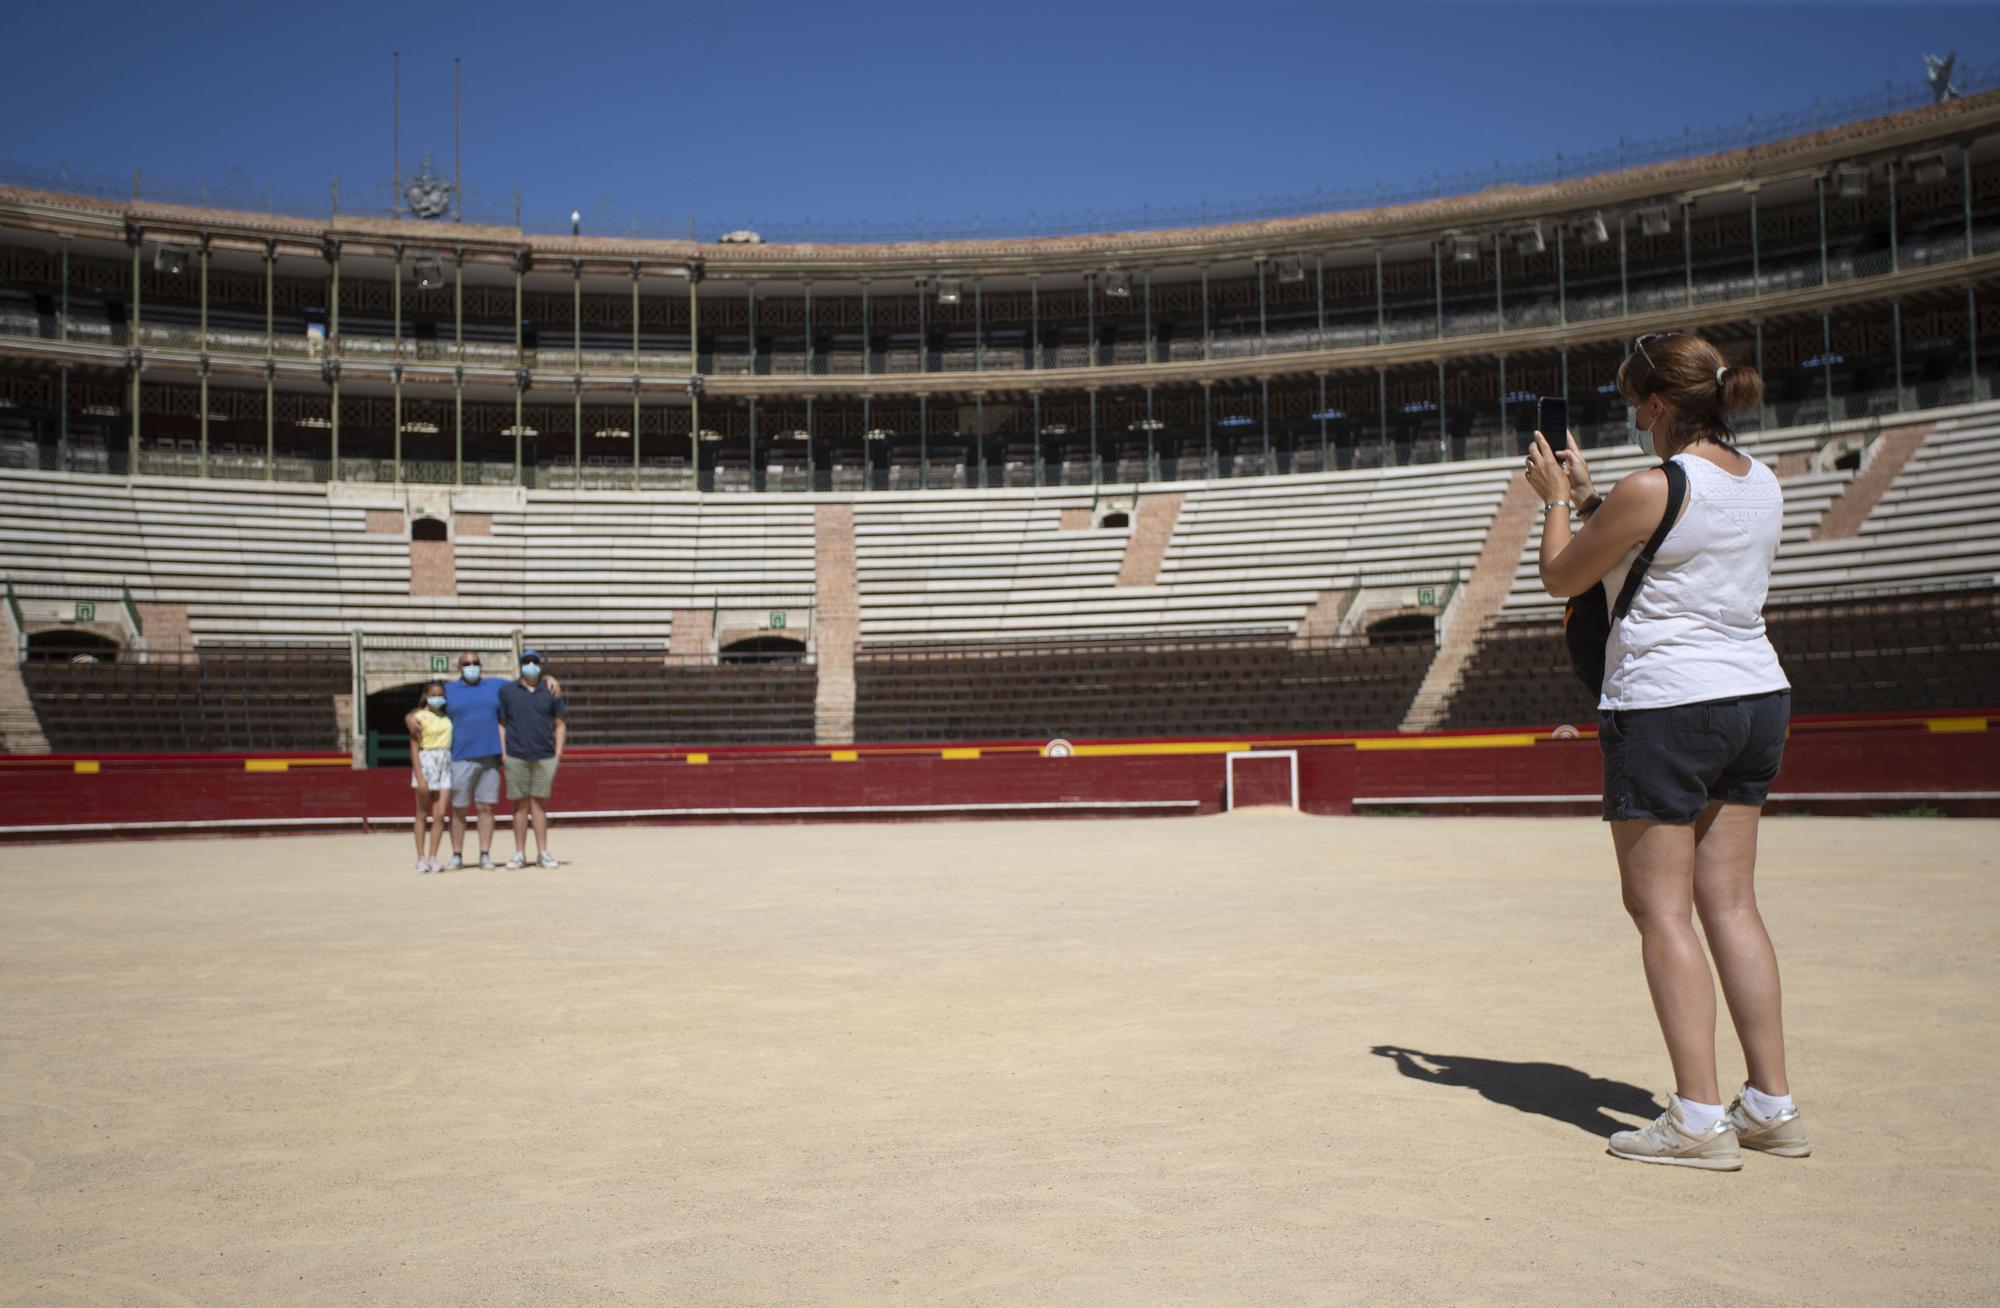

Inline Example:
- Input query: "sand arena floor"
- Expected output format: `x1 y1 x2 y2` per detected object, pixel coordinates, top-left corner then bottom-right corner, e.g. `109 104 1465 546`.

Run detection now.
1 813 1996 1306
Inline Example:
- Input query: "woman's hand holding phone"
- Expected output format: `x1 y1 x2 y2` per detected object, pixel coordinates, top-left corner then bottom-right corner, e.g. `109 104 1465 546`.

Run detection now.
1554 431 1595 503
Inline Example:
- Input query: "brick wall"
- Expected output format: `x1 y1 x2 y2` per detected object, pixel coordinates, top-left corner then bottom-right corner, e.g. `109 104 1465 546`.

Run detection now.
410 540 456 597
670 608 715 660
1116 492 1184 588
813 504 858 745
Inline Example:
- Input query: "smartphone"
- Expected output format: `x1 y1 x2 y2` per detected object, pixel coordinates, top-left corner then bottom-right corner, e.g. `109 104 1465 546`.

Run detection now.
1535 397 1569 451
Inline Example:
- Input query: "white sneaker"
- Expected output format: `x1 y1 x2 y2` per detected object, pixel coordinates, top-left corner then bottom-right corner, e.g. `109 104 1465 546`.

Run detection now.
415 858 430 875
479 853 495 870
1608 1101 1742 1171
506 853 526 869
538 852 559 869
443 853 463 871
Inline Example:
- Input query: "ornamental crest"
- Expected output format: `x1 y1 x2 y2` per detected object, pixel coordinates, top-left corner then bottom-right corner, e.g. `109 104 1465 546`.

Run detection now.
404 151 453 219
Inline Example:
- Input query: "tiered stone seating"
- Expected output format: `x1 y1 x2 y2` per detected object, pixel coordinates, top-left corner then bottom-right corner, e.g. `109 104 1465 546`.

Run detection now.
455 496 817 644
852 459 1513 642
0 472 407 641
0 473 816 646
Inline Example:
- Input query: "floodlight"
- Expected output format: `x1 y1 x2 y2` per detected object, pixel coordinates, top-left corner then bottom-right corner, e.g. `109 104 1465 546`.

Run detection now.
413 254 445 289
153 242 188 275
1275 255 1306 284
1580 212 1609 247
1102 270 1131 299
1513 223 1545 256
1834 163 1870 199
936 279 962 305
1636 206 1672 238
1446 234 1479 263
1906 151 1948 186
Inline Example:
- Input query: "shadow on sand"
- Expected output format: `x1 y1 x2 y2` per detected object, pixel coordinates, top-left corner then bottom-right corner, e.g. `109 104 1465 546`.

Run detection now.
1370 1045 1662 1138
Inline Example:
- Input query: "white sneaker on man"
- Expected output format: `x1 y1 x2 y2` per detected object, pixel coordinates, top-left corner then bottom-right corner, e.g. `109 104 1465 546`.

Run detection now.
443 853 463 871
415 858 430 875
479 853 495 870
538 852 559 869
506 853 526 869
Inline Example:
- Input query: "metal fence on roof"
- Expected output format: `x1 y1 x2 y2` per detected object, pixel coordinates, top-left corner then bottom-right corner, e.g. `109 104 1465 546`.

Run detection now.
2 64 1994 244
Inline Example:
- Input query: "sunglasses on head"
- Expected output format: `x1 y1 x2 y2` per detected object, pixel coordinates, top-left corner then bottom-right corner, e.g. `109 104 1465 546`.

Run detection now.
1633 332 1690 373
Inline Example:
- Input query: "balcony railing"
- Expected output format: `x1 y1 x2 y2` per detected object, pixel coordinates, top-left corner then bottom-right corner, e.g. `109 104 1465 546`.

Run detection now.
4 223 1991 386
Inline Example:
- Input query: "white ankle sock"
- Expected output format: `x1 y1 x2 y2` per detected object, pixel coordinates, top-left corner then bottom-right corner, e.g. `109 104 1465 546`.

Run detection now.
1742 1084 1794 1119
1675 1096 1725 1133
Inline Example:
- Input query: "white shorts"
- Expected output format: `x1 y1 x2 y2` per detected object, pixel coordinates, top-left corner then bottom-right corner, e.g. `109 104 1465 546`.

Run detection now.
413 748 452 792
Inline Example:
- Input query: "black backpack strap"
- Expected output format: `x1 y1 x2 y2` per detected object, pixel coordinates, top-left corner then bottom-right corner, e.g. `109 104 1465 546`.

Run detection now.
1610 458 1688 619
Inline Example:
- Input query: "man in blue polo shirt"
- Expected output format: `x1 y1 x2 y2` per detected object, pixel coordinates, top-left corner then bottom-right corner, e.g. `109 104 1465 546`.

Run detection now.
439 650 505 870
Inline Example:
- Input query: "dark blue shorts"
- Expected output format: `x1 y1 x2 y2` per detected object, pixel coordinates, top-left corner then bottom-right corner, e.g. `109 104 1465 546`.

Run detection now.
1599 690 1791 824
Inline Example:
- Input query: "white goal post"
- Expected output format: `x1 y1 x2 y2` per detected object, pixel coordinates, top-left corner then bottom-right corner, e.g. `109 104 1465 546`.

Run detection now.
1224 749 1300 811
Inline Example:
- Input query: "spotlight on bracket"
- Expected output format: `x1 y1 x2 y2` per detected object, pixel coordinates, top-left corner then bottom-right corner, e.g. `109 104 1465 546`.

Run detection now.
935 278 962 305
1580 211 1610 247
1512 222 1545 256
153 242 188 275
1905 150 1948 187
1102 270 1131 299
1276 255 1306 284
413 253 445 289
1636 206 1672 238
1446 233 1480 264
1834 162 1871 199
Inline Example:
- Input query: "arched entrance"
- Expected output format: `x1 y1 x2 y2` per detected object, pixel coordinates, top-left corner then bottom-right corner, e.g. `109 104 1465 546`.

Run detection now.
719 635 807 665
364 681 439 767
25 629 122 663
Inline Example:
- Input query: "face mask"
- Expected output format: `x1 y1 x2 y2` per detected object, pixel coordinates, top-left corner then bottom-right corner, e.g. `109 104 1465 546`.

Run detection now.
521 662 542 680
427 695 447 710
460 665 481 684
1629 406 1657 459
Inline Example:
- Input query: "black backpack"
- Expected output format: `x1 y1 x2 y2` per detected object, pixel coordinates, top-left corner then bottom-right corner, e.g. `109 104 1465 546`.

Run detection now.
1563 459 1688 694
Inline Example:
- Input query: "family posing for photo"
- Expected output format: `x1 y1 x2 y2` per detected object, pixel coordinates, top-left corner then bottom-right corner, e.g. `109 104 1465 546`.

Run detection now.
407 650 568 874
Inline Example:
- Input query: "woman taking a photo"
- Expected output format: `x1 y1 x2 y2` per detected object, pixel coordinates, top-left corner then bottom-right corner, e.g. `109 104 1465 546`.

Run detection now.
1525 332 1809 1171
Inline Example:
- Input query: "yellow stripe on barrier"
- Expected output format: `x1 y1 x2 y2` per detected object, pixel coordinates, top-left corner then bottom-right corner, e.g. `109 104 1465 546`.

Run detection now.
1071 741 1252 758
686 753 709 765
941 748 981 760
287 757 354 768
830 750 859 762
244 760 290 773
1925 717 1990 734
1353 733 1540 751
73 760 100 775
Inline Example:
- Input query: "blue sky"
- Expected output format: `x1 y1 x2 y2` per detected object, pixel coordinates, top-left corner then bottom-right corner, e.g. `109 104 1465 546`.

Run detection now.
7 2 1996 236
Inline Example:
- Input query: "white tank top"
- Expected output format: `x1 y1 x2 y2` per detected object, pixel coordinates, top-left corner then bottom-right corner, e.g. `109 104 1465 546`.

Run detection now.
1598 451 1792 711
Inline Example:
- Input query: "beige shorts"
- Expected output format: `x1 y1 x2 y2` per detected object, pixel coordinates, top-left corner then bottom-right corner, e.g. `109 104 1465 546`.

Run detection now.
504 755 560 800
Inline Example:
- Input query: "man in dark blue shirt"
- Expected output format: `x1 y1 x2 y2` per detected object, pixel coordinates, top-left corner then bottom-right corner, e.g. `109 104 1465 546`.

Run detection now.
498 647 569 869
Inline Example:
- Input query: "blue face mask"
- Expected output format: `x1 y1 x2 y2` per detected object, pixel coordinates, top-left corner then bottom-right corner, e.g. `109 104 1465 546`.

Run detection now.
521 662 542 680
461 665 481 684
1629 407 1657 459
427 695 447 710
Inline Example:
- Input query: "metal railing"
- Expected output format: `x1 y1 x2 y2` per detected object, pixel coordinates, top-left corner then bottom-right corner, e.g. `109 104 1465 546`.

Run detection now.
2 223 1991 396
4 64 1994 241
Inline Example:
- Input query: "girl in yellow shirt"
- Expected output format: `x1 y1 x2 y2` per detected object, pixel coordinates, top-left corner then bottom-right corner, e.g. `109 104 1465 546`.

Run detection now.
411 681 453 873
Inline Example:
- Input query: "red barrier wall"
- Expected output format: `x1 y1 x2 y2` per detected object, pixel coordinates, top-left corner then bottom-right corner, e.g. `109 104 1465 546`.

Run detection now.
4 714 1993 837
